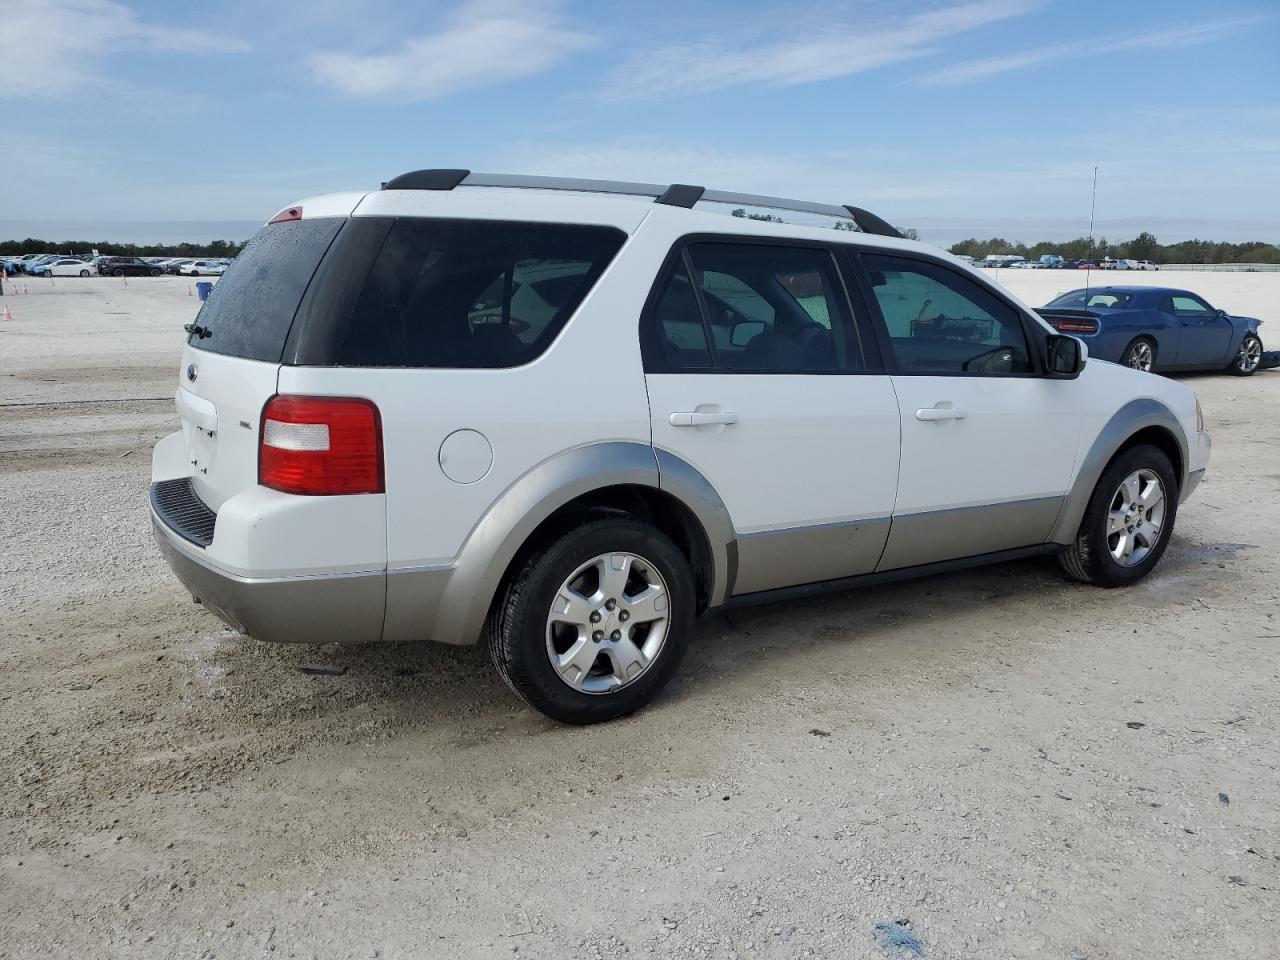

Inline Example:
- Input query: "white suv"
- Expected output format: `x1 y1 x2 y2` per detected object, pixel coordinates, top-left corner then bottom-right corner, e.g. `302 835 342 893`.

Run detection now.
151 170 1211 724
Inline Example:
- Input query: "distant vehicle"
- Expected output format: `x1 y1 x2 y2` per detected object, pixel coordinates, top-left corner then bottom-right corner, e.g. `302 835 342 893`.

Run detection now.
38 258 97 277
178 260 227 276
164 259 196 274
1039 254 1065 268
1126 260 1159 271
100 256 162 277
1099 257 1125 270
1037 285 1265 375
1008 260 1042 269
1077 260 1100 270
24 254 61 273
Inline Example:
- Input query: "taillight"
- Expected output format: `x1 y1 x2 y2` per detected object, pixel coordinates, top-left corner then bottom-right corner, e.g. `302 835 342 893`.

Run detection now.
259 395 384 495
1053 319 1099 334
267 205 303 224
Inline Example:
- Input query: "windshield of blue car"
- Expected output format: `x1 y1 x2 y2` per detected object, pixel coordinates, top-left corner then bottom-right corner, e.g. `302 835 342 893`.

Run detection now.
1046 289 1134 309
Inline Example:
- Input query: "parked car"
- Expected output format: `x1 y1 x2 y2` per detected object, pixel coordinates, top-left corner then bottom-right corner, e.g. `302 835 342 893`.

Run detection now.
1077 260 1100 270
150 170 1212 724
178 260 227 276
24 254 61 274
164 259 196 274
100 256 162 277
1037 286 1264 375
38 258 97 277
1126 260 1159 271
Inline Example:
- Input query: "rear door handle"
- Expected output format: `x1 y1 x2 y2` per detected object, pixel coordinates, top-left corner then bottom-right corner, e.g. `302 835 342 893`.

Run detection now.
915 405 966 422
670 411 739 427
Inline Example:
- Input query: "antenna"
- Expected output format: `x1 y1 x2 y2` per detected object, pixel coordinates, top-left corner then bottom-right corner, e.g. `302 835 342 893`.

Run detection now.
1085 164 1098 297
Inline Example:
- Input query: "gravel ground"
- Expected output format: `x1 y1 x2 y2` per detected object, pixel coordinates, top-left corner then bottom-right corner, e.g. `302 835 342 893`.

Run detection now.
1 275 1278 959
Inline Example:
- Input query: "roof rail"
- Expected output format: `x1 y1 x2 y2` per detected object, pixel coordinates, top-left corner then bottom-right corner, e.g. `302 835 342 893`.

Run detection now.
381 169 904 238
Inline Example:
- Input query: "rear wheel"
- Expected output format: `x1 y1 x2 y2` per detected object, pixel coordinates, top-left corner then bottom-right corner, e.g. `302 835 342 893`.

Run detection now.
1121 337 1156 372
1228 334 1262 376
149 268 161 277
79 269 90 277
1059 444 1178 587
489 517 694 724
189 271 199 277
112 268 123 277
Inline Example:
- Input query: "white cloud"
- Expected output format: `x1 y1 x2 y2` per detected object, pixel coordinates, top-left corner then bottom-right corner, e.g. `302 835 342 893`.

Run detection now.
0 0 248 97
307 0 597 101
602 0 1041 99
918 15 1271 85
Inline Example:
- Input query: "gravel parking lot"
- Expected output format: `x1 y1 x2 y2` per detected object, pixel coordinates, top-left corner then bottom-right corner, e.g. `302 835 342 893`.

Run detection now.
2 275 1278 959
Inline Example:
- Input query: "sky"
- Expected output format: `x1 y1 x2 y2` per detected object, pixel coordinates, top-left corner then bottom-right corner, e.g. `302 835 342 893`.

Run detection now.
2 0 1278 245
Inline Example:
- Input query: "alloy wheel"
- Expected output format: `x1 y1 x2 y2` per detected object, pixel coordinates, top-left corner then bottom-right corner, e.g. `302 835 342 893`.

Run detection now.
545 552 670 694
1107 468 1166 567
1126 341 1153 372
1236 336 1262 373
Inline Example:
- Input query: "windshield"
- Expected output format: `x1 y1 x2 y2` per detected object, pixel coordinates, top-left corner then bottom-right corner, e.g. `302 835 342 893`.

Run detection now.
1046 289 1133 309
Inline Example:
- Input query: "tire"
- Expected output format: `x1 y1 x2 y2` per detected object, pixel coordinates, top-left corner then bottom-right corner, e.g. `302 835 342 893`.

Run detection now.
489 516 695 724
1228 333 1262 376
79 270 90 277
1059 444 1178 587
189 271 199 277
112 269 123 277
1120 337 1156 372
149 268 161 277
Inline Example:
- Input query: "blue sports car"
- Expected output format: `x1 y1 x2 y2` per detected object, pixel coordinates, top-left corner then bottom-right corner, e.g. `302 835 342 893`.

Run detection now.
1036 286 1265 376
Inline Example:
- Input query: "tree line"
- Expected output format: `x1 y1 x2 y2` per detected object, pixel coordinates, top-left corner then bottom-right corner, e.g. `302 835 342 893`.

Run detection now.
0 238 245 258
948 232 1280 265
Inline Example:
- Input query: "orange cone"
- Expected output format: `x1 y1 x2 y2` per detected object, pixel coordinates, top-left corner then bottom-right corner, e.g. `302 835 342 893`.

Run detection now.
2 305 12 321
187 285 193 297
23 285 29 295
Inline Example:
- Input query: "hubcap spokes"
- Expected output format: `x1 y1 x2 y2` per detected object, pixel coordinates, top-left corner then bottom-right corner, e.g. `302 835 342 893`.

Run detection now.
1129 343 1153 371
545 552 670 694
1107 468 1166 567
1239 338 1261 371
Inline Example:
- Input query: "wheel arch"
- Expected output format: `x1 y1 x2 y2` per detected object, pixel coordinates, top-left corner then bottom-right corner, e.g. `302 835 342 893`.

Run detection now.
1050 398 1188 545
392 442 736 646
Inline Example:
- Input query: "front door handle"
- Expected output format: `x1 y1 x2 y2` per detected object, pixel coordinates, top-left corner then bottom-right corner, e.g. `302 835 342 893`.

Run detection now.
670 410 739 427
915 405 966 422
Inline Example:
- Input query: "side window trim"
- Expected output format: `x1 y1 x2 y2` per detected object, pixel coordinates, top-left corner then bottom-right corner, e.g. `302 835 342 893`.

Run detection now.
639 232 882 375
843 245 1047 378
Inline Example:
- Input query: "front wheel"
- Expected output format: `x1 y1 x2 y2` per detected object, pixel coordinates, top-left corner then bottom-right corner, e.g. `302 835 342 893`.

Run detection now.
79 269 90 277
112 269 123 277
149 268 161 277
1059 444 1178 587
1228 334 1262 376
1121 337 1156 372
489 517 695 724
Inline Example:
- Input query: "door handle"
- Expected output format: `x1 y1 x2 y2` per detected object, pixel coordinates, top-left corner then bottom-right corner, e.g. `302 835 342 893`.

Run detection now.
915 405 966 422
670 410 739 427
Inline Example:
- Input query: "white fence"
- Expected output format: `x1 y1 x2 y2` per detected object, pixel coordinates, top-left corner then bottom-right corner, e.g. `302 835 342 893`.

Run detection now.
1160 263 1280 272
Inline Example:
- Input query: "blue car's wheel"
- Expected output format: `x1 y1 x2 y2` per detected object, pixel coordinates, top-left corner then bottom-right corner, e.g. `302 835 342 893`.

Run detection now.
1121 337 1156 373
1229 334 1262 376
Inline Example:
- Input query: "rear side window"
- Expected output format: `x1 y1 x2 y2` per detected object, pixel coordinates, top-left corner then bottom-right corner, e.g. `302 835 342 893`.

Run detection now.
646 241 862 374
191 218 343 362
338 219 626 368
1047 289 1134 309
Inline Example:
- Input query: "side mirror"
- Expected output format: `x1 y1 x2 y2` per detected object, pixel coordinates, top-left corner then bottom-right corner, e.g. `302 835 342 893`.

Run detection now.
1046 334 1085 377
730 320 766 347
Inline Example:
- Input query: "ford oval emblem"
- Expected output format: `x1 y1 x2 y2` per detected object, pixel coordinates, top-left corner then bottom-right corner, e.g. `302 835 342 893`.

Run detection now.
186 364 197 383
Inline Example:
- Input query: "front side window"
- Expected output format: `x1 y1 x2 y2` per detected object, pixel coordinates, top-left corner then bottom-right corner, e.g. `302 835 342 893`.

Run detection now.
339 219 625 368
862 253 1033 375
1166 294 1213 317
647 242 861 373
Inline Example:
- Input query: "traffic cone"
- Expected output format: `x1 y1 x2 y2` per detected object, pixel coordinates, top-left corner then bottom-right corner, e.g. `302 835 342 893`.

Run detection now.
23 285 29 295
187 285 193 296
2 305 12 321
121 275 128 286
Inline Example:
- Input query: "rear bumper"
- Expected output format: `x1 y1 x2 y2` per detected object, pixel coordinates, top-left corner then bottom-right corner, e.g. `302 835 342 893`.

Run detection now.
151 510 386 644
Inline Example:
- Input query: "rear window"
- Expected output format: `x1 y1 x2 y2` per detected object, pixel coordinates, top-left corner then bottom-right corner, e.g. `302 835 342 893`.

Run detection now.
190 218 343 362
1046 289 1133 309
335 218 626 368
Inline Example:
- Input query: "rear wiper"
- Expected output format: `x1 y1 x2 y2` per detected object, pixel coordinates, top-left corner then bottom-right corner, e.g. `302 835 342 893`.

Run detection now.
183 323 212 339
